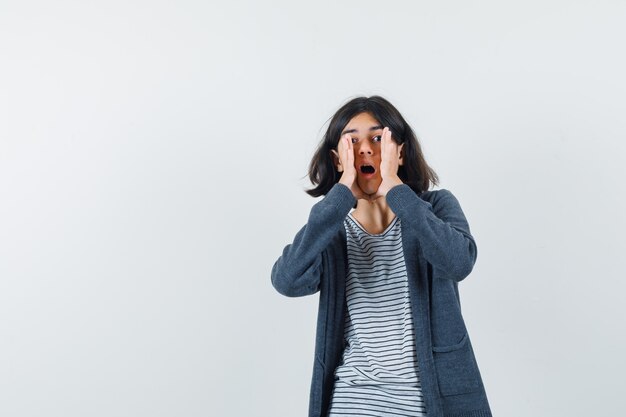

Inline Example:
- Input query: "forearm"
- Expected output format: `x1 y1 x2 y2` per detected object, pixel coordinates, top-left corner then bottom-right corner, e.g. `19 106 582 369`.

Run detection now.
385 184 477 282
271 183 356 296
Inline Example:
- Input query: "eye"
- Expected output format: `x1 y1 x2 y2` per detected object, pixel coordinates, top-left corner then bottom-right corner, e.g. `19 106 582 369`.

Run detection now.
351 137 358 144
372 135 382 143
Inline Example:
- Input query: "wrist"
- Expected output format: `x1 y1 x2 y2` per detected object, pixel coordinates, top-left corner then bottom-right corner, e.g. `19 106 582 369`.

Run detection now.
380 176 403 196
338 174 354 188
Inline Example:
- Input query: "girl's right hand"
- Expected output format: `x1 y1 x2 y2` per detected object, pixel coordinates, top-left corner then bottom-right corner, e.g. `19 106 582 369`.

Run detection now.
331 134 370 201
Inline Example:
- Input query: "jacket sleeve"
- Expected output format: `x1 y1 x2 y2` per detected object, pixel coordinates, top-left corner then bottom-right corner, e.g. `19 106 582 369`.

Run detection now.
385 184 478 282
271 183 356 297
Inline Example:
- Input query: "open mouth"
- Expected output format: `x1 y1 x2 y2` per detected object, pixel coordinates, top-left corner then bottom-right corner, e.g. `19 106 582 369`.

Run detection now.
360 165 375 174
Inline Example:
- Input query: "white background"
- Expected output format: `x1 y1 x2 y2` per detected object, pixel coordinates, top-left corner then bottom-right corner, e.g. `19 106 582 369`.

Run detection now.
1 1 625 416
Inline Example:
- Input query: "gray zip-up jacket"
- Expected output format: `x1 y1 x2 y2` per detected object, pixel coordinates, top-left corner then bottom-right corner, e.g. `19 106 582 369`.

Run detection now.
271 182 493 417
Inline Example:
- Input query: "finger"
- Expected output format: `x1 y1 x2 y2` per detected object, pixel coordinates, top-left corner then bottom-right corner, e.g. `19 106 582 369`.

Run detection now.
384 128 394 161
346 136 355 167
340 135 349 164
387 128 394 149
381 128 387 156
387 129 397 154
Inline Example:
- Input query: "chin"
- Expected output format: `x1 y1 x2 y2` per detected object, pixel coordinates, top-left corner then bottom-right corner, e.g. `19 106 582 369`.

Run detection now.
358 180 382 196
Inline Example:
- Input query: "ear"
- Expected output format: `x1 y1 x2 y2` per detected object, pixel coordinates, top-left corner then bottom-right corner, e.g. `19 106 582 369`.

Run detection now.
330 149 343 172
398 143 405 166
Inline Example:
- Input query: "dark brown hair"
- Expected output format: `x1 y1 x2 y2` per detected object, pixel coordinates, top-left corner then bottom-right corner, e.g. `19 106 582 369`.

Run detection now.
306 95 439 197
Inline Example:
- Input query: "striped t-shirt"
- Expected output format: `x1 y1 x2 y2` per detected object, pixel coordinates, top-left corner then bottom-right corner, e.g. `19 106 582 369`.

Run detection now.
328 212 427 417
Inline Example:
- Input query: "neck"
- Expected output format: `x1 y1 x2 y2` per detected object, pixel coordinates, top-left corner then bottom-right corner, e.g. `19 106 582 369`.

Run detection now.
352 197 396 234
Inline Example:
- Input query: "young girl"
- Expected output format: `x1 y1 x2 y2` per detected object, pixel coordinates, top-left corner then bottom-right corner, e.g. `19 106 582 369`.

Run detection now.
271 96 492 417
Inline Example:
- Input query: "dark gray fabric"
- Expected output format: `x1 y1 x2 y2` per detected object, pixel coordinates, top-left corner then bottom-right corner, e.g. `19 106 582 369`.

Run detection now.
271 183 493 417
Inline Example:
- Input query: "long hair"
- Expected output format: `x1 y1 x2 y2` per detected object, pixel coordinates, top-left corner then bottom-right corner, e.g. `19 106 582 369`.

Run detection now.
306 95 439 197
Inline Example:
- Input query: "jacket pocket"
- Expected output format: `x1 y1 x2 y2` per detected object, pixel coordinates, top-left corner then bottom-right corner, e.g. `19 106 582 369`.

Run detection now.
432 332 481 396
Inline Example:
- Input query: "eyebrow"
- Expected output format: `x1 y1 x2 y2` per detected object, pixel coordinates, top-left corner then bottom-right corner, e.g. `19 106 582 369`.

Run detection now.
341 125 383 135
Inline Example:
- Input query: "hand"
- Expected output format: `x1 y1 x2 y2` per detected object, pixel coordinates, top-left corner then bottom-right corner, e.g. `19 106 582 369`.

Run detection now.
370 127 404 200
331 134 371 201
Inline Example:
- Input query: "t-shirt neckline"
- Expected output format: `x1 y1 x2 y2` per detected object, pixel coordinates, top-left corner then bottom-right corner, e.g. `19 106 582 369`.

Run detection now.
347 212 399 237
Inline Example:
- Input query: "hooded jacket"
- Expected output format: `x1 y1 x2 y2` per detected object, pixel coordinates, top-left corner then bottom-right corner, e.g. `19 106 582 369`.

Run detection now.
271 182 493 417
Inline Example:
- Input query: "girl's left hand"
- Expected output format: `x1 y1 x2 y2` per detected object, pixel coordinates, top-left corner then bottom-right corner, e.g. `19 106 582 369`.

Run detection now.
371 127 404 200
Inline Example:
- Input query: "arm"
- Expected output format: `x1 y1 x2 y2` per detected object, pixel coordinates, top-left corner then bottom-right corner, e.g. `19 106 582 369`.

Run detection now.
271 183 356 297
385 184 477 282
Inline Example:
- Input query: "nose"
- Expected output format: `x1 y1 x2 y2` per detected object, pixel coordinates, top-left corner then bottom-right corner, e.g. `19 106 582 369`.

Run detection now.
358 140 373 155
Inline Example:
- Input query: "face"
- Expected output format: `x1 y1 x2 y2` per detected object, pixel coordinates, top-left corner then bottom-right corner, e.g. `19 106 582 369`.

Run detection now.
341 112 384 195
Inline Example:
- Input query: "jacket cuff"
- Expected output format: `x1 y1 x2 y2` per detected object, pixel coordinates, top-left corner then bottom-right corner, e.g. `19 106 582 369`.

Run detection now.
385 184 433 216
323 182 357 212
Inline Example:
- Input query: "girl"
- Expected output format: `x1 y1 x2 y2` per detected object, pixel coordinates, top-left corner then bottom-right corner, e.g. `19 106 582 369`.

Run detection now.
271 96 492 417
